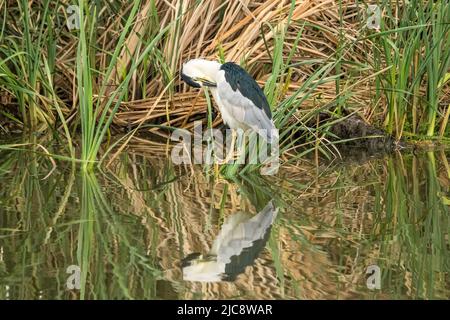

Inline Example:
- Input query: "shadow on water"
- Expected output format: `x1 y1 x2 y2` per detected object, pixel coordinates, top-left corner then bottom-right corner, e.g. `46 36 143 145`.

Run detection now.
0 140 449 299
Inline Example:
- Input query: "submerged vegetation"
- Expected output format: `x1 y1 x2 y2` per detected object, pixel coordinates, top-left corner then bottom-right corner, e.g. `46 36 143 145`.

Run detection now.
0 0 449 167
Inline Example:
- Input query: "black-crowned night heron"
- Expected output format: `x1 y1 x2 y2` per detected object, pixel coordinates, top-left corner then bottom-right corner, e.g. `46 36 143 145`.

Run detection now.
181 59 278 145
181 201 277 282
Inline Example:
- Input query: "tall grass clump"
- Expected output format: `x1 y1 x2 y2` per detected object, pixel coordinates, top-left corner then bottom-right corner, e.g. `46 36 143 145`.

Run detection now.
75 0 180 169
0 0 72 147
370 0 450 139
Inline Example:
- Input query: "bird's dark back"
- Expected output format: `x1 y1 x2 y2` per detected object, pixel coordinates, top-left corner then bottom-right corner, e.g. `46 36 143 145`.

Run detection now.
220 62 272 119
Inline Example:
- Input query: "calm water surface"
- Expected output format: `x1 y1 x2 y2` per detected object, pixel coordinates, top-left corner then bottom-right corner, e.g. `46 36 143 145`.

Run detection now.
0 141 449 299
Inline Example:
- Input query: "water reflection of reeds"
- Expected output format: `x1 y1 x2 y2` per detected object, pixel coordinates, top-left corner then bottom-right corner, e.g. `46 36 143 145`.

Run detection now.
0 143 448 299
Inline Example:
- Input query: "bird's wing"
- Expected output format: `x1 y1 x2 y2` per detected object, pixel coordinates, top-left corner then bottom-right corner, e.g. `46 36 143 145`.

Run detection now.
213 201 278 264
217 79 277 142
210 212 249 256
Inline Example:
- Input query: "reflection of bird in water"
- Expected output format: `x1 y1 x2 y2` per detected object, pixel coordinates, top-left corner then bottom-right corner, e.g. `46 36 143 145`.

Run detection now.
182 201 278 282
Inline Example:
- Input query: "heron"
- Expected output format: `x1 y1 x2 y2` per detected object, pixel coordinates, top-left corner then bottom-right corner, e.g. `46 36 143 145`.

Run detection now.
181 59 278 162
182 200 278 282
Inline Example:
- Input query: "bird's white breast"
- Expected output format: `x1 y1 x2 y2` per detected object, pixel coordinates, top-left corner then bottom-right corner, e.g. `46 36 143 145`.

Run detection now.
211 88 241 129
211 70 249 130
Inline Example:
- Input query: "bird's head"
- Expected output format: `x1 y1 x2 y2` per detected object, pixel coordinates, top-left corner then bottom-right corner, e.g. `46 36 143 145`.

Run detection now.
181 253 225 282
181 59 221 88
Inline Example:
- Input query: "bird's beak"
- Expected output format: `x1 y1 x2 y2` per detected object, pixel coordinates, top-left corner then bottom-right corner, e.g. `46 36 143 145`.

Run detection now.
181 72 201 88
181 252 202 267
198 78 217 87
181 73 217 88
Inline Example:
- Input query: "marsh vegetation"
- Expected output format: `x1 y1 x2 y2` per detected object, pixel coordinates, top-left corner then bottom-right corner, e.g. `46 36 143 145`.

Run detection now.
0 0 449 300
